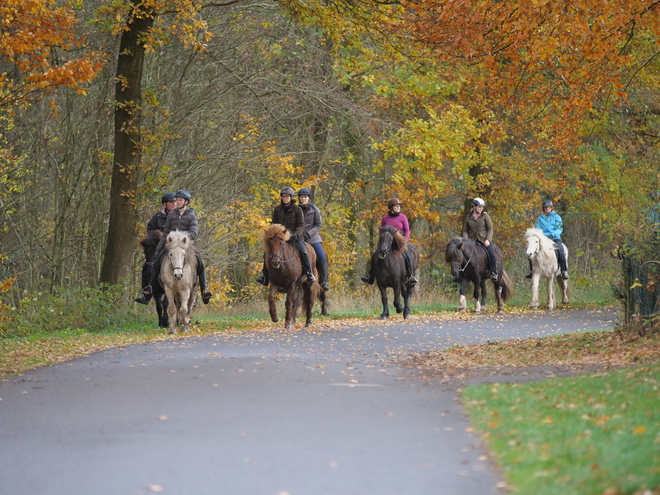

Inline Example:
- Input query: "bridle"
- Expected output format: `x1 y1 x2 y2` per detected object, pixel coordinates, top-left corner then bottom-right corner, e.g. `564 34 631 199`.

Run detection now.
456 244 476 273
269 236 295 268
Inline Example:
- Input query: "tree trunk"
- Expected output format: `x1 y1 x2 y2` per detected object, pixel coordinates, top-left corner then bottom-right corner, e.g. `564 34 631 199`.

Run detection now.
99 3 154 285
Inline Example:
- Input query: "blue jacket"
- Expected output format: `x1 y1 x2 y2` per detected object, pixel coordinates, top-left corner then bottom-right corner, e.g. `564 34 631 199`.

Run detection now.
536 211 563 240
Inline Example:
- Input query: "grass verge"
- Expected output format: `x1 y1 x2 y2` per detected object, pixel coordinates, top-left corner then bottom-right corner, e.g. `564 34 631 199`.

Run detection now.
462 364 660 495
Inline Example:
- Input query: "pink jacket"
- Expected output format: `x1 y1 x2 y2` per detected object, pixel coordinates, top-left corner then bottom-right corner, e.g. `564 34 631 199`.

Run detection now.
380 213 410 240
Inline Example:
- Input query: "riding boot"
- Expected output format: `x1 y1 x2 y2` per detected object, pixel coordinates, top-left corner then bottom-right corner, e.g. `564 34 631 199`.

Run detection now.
361 256 374 285
195 252 213 304
317 262 330 291
525 260 533 279
490 261 499 281
297 240 316 283
142 252 164 300
403 251 418 286
135 261 154 304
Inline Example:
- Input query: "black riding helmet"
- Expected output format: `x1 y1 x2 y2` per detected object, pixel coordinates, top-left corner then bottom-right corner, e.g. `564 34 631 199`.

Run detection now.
161 192 176 204
298 187 312 197
175 189 192 205
542 199 553 208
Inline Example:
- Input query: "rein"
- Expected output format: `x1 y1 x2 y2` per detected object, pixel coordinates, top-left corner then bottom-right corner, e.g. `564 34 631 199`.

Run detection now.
458 244 476 272
270 236 296 266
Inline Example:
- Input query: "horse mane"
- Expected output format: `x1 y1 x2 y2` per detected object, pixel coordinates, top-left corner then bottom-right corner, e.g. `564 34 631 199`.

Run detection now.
140 229 162 249
380 225 407 257
260 224 290 251
445 237 465 262
165 230 197 264
525 228 557 255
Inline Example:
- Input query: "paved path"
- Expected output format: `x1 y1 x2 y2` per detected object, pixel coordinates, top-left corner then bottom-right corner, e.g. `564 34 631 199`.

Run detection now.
0 307 617 495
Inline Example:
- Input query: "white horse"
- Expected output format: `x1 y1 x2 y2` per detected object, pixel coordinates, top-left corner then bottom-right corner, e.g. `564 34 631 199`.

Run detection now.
159 230 199 334
524 228 569 310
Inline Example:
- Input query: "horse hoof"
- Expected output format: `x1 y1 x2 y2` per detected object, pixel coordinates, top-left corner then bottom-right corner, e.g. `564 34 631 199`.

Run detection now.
395 307 403 314
168 329 177 335
183 325 191 333
380 315 388 320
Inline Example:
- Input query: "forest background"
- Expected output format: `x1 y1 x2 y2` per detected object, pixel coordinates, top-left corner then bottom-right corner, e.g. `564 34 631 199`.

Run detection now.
2 0 660 314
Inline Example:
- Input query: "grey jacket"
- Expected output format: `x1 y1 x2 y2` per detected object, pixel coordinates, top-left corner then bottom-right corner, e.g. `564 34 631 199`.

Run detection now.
301 203 323 244
155 207 199 254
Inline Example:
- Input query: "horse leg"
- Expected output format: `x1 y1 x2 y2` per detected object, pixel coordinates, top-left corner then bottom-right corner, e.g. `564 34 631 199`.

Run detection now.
494 281 504 313
318 289 328 316
402 286 411 319
268 285 279 323
166 293 179 335
393 285 403 314
547 276 556 310
530 273 540 309
473 280 482 313
379 285 390 320
284 290 297 328
303 284 314 327
480 279 487 312
559 278 569 304
178 288 192 332
458 280 467 312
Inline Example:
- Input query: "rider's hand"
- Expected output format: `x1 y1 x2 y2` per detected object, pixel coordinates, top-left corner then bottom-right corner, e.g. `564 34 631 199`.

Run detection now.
484 240 490 247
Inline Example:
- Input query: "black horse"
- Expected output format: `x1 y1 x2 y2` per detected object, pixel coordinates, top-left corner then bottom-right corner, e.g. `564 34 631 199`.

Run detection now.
139 231 169 328
445 237 513 313
372 225 419 320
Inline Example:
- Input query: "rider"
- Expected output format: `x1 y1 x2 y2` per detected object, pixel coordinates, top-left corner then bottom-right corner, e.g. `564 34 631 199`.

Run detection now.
462 198 499 281
139 189 213 304
135 192 176 304
298 187 330 291
361 198 418 286
255 187 317 286
528 199 569 280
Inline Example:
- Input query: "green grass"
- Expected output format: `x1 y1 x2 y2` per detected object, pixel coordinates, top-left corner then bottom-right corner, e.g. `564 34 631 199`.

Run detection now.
462 364 660 495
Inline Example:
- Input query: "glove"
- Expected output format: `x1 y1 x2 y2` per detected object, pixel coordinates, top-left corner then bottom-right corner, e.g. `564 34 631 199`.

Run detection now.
303 232 310 241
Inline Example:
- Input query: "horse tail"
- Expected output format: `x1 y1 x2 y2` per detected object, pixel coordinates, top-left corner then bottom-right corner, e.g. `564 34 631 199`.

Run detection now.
499 269 514 302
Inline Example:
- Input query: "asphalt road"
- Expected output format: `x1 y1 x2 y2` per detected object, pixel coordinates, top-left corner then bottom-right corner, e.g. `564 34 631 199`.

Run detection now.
0 307 617 495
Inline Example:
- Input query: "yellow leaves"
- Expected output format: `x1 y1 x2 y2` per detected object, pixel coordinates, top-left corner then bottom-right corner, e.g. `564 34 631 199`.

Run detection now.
632 426 647 435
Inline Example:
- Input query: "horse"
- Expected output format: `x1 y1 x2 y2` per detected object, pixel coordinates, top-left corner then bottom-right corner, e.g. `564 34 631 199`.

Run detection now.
524 228 569 310
260 224 322 328
445 237 513 313
139 231 169 328
372 225 419 320
159 230 199 334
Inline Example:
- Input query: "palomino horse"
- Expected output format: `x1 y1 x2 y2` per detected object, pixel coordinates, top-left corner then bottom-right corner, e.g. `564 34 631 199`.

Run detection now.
524 228 569 310
372 225 419 320
159 230 199 334
139 230 169 328
260 224 323 328
445 237 513 313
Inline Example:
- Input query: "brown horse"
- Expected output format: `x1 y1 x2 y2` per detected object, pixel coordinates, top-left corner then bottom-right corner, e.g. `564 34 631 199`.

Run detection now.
159 231 199 334
260 224 321 328
139 231 169 328
372 225 419 320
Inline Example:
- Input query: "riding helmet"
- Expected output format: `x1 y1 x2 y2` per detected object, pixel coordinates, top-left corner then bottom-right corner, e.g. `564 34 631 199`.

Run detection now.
542 199 554 208
280 187 295 197
298 187 312 197
161 192 176 204
472 197 486 206
175 189 192 202
387 198 403 209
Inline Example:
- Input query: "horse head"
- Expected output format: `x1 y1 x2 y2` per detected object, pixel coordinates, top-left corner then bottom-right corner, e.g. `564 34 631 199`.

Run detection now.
165 231 192 281
377 226 406 260
525 229 541 260
140 230 162 262
261 224 292 269
445 237 466 282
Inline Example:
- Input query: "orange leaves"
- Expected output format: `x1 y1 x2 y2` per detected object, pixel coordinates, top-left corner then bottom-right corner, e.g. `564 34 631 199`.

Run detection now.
0 0 103 111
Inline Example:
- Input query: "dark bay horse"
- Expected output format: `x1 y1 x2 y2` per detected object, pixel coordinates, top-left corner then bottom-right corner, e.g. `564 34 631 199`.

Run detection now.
372 225 419 320
159 231 199 334
445 237 513 313
139 231 169 328
260 224 324 328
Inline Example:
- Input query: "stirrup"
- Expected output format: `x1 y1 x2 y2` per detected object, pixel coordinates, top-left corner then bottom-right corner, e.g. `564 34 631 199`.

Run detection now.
491 271 499 281
255 273 268 286
321 281 330 291
525 273 533 279
561 272 569 280
142 285 153 296
135 294 150 305
202 290 212 304
306 273 316 283
408 276 418 286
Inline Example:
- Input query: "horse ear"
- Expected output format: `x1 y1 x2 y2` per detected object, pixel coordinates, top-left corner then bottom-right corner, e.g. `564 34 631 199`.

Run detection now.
456 240 464 250
182 236 188 245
